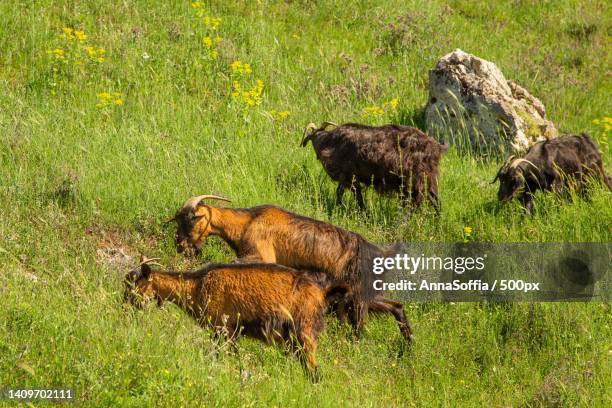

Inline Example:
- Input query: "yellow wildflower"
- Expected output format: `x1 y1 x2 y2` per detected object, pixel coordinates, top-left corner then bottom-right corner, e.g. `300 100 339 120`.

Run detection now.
592 116 612 134
74 30 87 41
47 48 66 60
463 226 472 237
229 60 252 75
191 2 202 8
233 80 264 107
203 16 221 30
62 27 74 40
96 91 123 108
387 98 399 109
232 81 241 97
202 36 219 60
86 46 105 63
270 110 290 121
96 49 105 62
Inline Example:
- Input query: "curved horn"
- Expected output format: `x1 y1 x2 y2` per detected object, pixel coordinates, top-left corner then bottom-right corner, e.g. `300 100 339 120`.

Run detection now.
181 194 231 210
320 121 338 130
491 166 503 184
300 122 318 146
138 255 163 268
127 256 164 278
510 158 538 171
491 155 515 184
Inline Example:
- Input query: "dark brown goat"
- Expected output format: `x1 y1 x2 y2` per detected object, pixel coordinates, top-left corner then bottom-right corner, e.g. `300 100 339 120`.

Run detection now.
124 258 348 379
493 133 612 213
301 122 446 211
168 195 412 342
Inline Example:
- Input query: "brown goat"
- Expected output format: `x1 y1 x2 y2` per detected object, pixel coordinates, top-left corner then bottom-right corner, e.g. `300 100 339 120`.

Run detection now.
124 258 347 379
301 122 446 212
168 195 413 343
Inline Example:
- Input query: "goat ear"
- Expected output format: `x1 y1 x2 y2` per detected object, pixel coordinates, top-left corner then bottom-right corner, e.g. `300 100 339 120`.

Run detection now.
141 263 152 279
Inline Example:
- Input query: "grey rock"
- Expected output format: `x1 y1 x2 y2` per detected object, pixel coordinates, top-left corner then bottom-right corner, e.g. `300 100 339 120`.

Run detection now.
425 49 556 154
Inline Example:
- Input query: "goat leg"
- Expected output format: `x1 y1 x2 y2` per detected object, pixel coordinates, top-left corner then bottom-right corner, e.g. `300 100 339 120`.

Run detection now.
520 193 534 215
428 190 441 214
296 329 320 382
335 183 346 205
348 297 368 338
368 297 413 344
353 184 365 209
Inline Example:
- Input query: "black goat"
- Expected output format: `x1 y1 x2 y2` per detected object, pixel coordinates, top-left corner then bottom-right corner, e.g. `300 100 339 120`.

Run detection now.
301 122 446 211
493 133 612 213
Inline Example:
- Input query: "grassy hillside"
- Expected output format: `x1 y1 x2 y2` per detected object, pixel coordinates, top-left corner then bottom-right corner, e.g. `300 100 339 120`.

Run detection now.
1 0 611 406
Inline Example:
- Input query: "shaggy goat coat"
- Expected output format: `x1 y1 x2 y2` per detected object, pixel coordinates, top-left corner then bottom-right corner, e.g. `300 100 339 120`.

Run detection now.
494 133 612 212
302 123 445 209
173 203 397 337
124 262 346 377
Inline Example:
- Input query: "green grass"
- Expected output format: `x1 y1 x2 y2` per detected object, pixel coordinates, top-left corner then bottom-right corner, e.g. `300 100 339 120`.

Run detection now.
1 0 611 406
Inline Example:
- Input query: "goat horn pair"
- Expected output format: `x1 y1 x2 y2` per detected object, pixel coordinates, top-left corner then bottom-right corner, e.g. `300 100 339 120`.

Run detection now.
300 121 338 146
320 121 338 130
181 194 232 211
138 255 164 268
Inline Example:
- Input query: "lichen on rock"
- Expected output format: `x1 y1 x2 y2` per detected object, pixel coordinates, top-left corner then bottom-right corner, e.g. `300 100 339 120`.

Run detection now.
425 49 557 155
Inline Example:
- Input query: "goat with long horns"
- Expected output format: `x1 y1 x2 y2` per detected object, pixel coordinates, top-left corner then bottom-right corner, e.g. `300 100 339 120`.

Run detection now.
492 134 611 213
